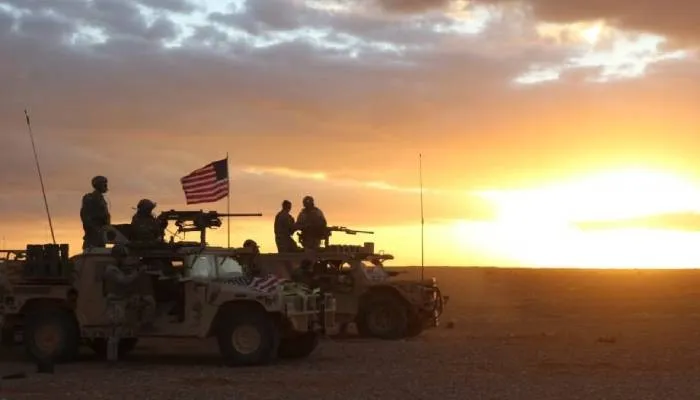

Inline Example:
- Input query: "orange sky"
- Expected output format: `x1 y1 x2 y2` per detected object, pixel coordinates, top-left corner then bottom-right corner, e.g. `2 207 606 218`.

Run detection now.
1 0 700 267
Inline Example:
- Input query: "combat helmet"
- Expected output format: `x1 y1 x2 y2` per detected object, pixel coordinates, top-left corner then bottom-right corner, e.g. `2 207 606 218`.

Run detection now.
243 239 260 254
302 195 314 207
91 175 108 191
136 198 157 212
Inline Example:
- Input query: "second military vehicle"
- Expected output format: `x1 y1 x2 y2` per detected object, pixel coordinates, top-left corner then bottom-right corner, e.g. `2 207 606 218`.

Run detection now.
257 227 448 340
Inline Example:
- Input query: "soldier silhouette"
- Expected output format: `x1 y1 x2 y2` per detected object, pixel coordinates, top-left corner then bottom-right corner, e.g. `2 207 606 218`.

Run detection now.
295 196 327 250
80 175 110 249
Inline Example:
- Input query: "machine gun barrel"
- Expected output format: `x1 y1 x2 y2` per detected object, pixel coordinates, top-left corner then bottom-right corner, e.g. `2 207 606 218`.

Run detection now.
217 213 263 217
156 209 262 245
327 226 374 235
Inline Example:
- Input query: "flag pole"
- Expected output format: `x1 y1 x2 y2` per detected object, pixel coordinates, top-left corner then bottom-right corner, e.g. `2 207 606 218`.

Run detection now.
226 152 230 248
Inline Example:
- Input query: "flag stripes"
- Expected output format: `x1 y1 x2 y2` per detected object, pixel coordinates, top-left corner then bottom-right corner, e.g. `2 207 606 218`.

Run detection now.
223 274 289 293
181 158 229 204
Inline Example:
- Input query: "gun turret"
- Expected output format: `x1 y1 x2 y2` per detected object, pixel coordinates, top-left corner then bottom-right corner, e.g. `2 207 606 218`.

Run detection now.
157 209 262 245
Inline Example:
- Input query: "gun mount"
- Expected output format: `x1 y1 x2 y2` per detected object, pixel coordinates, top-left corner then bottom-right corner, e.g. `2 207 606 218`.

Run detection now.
157 209 262 246
323 226 374 247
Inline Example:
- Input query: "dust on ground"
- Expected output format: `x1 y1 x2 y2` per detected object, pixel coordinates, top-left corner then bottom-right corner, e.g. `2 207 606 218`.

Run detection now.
3 267 700 399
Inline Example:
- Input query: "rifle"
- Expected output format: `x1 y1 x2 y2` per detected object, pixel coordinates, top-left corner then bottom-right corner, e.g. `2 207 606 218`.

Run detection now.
157 209 262 245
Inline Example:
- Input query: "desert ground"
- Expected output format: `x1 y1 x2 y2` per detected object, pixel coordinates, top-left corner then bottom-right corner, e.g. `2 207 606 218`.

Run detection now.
3 266 700 399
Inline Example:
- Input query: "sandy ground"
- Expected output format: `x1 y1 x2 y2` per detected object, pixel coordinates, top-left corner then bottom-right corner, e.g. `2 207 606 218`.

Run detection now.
3 266 700 399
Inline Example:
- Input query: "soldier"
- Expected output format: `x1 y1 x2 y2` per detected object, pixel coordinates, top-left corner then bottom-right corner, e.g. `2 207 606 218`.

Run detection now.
242 239 262 278
295 195 327 250
243 239 260 254
130 199 167 242
80 175 110 249
103 244 141 361
274 200 298 252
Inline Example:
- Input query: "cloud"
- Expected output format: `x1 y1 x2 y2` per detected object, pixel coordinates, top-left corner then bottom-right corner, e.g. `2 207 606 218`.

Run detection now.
0 155 495 224
371 0 700 47
0 0 699 264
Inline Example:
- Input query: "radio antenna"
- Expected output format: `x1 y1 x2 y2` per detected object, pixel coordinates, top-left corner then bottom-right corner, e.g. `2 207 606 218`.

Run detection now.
24 109 56 244
419 153 424 280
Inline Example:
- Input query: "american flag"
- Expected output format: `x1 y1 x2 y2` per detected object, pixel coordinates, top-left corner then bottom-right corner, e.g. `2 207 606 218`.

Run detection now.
181 158 229 204
225 274 289 293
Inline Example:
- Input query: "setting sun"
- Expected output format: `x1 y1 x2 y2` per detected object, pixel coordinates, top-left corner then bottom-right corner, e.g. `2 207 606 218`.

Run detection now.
463 168 700 268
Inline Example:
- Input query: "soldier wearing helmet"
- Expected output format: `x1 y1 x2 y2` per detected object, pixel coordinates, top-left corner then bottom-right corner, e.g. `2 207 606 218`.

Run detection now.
130 198 167 243
80 175 111 249
242 239 262 277
243 239 260 254
103 244 145 361
295 195 327 250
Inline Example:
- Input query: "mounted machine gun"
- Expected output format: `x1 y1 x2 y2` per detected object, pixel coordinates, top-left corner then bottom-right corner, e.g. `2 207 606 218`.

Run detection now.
157 209 262 245
323 225 374 247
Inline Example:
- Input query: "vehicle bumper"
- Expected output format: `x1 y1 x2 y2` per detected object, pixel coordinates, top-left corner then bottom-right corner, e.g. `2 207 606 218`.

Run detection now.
418 285 448 328
284 292 337 333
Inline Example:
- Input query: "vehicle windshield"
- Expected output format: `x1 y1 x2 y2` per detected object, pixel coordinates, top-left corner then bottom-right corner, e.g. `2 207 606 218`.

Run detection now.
186 254 245 279
361 260 388 281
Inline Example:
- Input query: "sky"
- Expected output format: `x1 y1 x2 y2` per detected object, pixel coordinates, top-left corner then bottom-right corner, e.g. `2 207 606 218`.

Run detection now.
1 0 700 268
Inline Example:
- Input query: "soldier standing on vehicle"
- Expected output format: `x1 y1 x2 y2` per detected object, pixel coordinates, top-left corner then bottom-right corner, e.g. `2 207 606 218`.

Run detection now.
103 244 145 361
274 200 298 252
130 199 167 242
80 175 110 249
295 195 327 250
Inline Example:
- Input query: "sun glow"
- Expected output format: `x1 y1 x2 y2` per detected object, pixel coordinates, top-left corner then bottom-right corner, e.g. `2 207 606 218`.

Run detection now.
468 168 700 268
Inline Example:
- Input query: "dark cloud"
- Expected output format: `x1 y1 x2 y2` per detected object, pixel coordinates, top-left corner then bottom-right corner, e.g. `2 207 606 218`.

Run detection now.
138 0 197 13
371 0 700 46
210 0 304 34
369 0 452 13
3 0 182 44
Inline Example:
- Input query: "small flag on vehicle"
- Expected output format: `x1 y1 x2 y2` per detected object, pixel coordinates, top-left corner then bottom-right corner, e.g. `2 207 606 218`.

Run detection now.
224 274 288 293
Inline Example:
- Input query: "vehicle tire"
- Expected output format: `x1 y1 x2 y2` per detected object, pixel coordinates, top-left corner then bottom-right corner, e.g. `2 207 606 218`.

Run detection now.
88 338 139 359
277 332 319 359
1 326 17 347
357 293 408 340
216 306 279 366
23 309 80 363
405 314 424 338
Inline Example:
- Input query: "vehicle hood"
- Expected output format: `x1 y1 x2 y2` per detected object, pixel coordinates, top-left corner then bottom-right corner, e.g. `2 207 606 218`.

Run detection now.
213 276 319 297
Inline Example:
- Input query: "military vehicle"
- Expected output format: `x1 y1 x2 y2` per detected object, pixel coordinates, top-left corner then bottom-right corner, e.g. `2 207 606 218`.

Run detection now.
0 210 337 366
257 226 448 340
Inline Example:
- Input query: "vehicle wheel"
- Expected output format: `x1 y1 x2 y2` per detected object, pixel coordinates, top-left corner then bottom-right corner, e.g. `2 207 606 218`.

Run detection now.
88 338 139 359
23 310 79 363
277 332 319 359
216 307 279 366
357 293 408 340
405 314 424 338
1 326 17 347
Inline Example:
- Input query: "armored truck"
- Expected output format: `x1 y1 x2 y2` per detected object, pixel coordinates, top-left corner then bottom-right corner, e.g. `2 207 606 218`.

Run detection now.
0 235 336 366
255 242 447 340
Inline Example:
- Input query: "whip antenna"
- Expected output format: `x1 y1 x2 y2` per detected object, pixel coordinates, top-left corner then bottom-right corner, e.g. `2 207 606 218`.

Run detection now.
419 153 424 280
24 109 56 244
